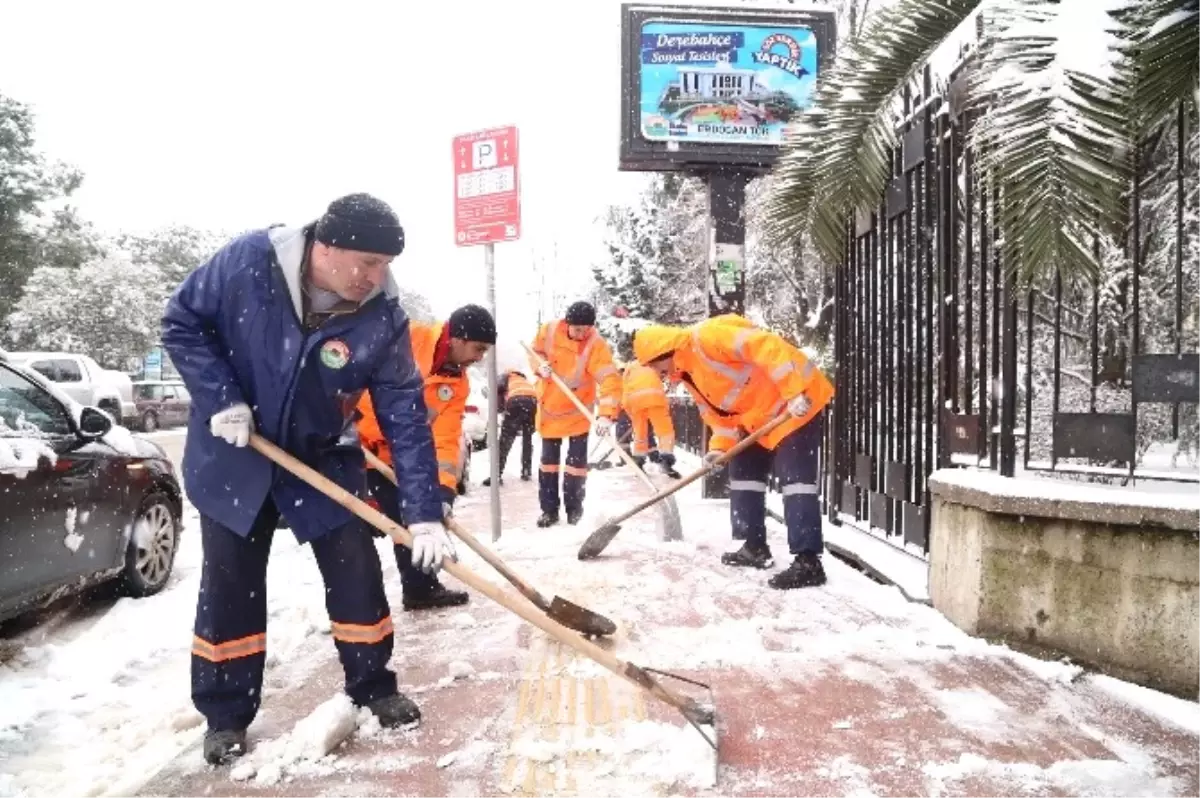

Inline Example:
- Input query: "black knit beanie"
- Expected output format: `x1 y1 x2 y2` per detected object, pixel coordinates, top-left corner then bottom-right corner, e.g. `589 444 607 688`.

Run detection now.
314 193 405 256
448 304 497 344
565 301 596 326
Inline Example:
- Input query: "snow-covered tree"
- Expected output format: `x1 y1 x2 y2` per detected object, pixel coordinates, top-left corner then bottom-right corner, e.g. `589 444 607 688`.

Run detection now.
4 253 168 370
115 224 227 294
592 174 707 357
0 93 87 322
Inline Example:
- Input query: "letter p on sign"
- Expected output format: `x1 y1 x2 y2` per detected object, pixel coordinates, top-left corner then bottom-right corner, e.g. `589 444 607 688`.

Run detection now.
472 139 497 169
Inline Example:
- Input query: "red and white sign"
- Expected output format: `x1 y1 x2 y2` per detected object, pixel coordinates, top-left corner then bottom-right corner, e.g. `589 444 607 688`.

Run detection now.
453 125 521 247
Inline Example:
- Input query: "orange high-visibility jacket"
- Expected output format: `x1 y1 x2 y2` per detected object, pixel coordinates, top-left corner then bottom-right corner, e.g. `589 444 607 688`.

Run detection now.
633 314 834 453
622 363 675 456
505 371 537 400
622 363 669 414
529 320 621 438
358 321 466 494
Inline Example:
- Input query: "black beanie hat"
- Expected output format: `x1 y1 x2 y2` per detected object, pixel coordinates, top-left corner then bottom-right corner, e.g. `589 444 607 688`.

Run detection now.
448 304 497 344
314 193 405 256
565 301 596 326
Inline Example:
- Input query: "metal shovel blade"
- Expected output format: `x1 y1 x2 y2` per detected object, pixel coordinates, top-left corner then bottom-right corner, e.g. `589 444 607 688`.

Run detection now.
578 521 622 560
547 594 618 637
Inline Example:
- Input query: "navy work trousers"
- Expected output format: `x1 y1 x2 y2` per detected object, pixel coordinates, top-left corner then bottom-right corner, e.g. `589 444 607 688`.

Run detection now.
727 412 825 555
192 499 397 731
365 469 440 595
539 434 589 515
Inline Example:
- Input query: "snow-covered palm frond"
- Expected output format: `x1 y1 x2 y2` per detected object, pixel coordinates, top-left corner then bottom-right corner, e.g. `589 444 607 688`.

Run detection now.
764 0 985 263
971 0 1131 283
1113 0 1198 136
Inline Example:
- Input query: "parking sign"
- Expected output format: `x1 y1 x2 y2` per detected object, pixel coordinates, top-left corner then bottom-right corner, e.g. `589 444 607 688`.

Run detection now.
453 126 521 246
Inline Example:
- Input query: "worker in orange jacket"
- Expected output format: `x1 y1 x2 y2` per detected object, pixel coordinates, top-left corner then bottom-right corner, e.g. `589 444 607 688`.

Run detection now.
358 304 495 610
529 301 621 527
633 314 835 589
622 361 681 479
483 369 538 486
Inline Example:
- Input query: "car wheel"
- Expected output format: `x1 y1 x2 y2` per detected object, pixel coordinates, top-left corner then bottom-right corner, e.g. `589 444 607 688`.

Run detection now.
99 398 120 419
141 411 158 433
122 494 179 597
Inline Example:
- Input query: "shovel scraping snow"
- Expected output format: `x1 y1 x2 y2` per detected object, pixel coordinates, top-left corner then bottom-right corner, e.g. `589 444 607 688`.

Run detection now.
362 447 617 638
249 434 715 748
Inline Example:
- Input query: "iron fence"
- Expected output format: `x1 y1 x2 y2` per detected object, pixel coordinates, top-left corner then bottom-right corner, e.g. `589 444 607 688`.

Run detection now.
831 68 1198 557
672 68 1198 561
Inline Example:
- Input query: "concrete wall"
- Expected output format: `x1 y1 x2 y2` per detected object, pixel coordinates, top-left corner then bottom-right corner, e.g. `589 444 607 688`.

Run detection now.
928 469 1200 698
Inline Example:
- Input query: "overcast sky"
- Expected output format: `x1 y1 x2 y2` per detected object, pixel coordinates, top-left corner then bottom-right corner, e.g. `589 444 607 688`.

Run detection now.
0 0 657 360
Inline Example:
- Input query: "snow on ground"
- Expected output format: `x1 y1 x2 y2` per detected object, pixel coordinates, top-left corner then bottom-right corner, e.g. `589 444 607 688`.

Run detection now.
0 503 341 798
0 437 1196 797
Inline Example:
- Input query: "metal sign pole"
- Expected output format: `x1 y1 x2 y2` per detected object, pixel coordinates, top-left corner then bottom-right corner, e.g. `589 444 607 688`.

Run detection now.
485 242 502 542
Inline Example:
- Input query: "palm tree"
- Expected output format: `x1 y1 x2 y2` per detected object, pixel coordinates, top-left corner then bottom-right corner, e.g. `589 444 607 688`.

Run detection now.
763 0 1198 283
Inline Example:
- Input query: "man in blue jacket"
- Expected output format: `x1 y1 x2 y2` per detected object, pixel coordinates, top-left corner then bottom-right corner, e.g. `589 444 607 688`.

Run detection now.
162 194 457 766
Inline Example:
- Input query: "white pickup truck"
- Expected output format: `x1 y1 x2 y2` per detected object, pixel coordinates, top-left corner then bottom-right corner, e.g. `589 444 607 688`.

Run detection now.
4 351 137 427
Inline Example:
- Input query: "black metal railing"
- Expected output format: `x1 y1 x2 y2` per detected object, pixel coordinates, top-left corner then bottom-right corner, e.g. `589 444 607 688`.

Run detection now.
830 66 1198 557
672 68 1197 563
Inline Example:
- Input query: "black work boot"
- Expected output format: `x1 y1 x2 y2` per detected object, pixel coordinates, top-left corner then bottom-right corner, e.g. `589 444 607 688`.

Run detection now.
203 729 247 765
402 582 469 611
566 508 584 525
768 553 827 589
721 540 775 570
536 511 559 528
481 476 504 487
366 692 422 729
520 472 532 482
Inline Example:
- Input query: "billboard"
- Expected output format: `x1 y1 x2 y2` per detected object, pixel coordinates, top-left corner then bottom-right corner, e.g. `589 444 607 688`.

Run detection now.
619 4 836 173
639 22 819 146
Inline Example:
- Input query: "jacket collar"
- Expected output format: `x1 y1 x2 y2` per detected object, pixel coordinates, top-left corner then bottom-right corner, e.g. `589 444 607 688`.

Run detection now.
267 224 400 320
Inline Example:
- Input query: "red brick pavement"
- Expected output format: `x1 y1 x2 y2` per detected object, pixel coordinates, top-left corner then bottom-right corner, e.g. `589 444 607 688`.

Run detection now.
138 464 1199 797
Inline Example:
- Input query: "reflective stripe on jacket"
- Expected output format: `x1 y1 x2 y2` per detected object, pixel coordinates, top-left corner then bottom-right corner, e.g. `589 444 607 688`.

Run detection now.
621 363 669 414
505 372 536 401
529 320 621 438
634 314 834 453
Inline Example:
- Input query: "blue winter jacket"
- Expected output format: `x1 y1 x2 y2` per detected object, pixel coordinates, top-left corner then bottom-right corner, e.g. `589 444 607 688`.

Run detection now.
161 224 444 541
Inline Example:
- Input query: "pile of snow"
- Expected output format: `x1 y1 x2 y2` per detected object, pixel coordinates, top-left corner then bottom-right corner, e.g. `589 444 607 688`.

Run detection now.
229 695 362 787
506 718 716 794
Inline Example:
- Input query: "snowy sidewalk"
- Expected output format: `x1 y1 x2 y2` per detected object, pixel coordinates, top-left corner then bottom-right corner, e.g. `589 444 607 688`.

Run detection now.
3 451 1196 797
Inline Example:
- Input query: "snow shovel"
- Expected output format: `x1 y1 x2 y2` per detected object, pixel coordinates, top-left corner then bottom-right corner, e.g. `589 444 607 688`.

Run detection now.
588 428 632 469
248 434 716 748
522 342 684 542
362 447 617 638
579 411 794 560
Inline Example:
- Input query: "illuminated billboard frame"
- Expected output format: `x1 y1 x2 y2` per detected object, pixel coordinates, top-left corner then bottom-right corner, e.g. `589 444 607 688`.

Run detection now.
619 3 837 173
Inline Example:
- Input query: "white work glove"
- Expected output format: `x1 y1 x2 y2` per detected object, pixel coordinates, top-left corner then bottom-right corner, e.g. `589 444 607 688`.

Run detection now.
787 394 812 418
594 417 613 437
210 403 253 447
410 521 457 574
537 363 552 379
703 451 725 470
442 502 454 519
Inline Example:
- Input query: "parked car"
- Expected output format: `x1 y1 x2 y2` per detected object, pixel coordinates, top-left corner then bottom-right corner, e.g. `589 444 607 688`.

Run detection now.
0 360 184 624
131 380 192 432
6 351 137 427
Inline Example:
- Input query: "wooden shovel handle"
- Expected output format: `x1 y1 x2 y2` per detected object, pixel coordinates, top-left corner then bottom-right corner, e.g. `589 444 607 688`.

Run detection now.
604 411 794 529
522 342 661 497
248 434 700 718
360 446 550 612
